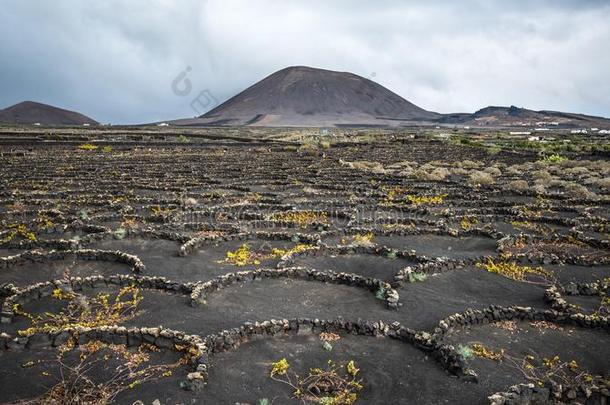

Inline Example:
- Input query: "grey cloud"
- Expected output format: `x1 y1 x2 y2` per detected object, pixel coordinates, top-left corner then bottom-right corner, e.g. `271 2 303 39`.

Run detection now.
0 0 609 123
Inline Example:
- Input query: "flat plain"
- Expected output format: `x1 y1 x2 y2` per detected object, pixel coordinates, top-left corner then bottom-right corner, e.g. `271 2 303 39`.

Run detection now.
0 126 608 404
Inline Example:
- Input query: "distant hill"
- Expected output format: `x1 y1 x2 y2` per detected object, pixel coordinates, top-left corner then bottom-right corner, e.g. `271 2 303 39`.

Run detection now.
169 66 610 128
172 66 440 127
0 101 98 125
440 105 610 128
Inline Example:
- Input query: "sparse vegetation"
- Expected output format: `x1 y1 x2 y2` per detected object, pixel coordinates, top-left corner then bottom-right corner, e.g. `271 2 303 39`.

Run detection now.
340 233 375 247
506 179 529 192
468 170 495 186
470 343 504 361
218 243 263 266
407 271 428 283
271 211 329 228
269 358 363 404
476 258 555 285
459 216 478 231
2 126 609 404
541 153 566 164
406 194 447 206
15 339 186 404
504 354 599 392
77 143 98 151
1 223 37 242
15 286 143 336
218 243 316 266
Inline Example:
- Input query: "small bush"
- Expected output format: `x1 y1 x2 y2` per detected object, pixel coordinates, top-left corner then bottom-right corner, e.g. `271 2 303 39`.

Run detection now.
542 153 566 164
16 286 142 336
506 164 525 176
472 343 504 361
298 142 319 155
476 258 554 285
456 160 481 169
486 146 502 155
1 223 37 243
269 358 363 405
430 167 450 180
549 179 569 188
408 271 428 283
468 171 495 186
341 233 375 248
77 143 98 151
593 177 610 191
531 183 546 195
406 194 447 206
346 160 386 174
507 180 529 192
398 167 415 176
563 182 596 199
271 211 328 228
484 166 502 177
219 243 261 266
457 345 474 359
375 286 387 300
531 170 552 181
460 216 479 231
564 166 590 177
451 167 469 176
413 167 450 181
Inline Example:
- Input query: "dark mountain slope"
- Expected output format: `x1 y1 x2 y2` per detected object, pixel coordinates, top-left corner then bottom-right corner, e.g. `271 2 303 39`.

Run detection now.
0 101 98 125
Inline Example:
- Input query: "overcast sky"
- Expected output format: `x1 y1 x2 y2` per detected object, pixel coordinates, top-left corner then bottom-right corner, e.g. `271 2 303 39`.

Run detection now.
1 0 609 124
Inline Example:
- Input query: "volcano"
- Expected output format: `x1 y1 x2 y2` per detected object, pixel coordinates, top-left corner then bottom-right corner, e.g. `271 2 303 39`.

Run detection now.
174 66 440 127
0 101 98 126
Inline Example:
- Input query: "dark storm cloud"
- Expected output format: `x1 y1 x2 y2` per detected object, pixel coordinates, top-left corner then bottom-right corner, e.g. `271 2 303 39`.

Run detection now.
1 0 609 123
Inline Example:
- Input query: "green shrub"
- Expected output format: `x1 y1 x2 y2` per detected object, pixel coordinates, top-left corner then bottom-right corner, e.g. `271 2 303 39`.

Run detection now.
457 345 474 359
408 272 428 283
542 153 566 164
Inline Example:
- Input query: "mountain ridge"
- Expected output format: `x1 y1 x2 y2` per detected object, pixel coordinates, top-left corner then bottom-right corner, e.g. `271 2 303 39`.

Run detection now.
170 66 609 128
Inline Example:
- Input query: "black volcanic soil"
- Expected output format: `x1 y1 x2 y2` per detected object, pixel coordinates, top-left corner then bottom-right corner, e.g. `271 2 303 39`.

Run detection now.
293 252 414 282
0 344 189 404
199 334 501 404
443 322 610 390
1 135 608 404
